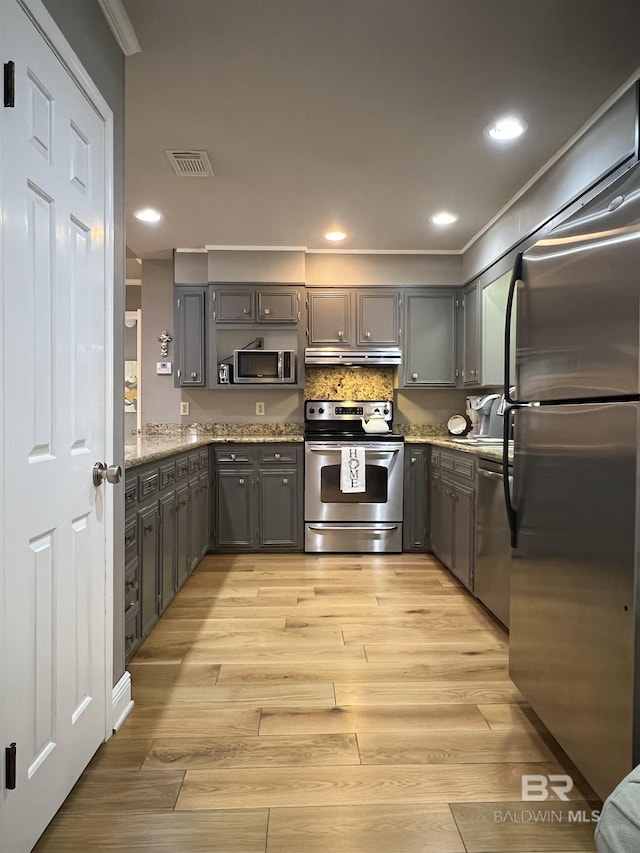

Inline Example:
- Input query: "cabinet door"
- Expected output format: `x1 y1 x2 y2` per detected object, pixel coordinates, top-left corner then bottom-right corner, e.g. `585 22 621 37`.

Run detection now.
452 482 475 589
216 469 255 547
138 503 160 636
189 476 201 571
257 288 299 322
175 287 206 386
430 471 442 557
258 468 298 547
215 289 255 321
403 446 428 551
159 492 176 611
308 290 352 345
403 292 456 386
482 270 514 387
357 291 399 346
439 476 455 570
463 282 480 385
175 483 190 589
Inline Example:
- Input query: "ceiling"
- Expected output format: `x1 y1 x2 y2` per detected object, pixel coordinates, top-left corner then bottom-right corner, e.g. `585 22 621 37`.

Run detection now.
123 0 640 259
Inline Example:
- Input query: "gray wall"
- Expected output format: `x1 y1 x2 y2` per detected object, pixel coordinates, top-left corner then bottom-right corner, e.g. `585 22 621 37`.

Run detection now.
306 253 462 287
42 0 126 687
141 259 183 424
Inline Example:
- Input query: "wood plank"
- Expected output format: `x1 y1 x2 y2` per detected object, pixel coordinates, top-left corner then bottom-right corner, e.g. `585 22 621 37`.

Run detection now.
450 801 598 852
115 708 260 739
87 737 154 771
148 617 287 633
144 733 360 769
58 770 184 814
478 703 548 733
216 658 510 684
132 682 335 709
345 625 506 644
35 811 269 852
175 762 586 810
364 641 507 661
128 663 220 687
161 604 380 620
358 730 555 764
183 644 366 664
259 703 491 735
266 804 466 853
334 681 523 706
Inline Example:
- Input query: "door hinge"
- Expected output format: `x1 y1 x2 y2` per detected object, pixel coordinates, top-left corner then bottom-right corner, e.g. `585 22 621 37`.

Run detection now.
5 743 16 790
4 61 15 108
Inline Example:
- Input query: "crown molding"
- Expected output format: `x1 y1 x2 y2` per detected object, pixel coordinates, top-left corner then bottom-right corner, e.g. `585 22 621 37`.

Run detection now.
98 0 141 56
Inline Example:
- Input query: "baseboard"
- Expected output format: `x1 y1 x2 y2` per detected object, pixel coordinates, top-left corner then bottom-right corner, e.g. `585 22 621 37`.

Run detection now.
111 670 134 732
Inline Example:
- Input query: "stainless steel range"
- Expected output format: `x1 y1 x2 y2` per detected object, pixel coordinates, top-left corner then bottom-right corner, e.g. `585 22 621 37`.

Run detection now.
304 400 404 553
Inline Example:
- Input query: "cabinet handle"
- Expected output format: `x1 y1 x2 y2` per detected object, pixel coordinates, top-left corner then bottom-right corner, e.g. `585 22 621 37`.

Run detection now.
144 523 154 533
411 457 417 464
412 372 418 381
274 453 281 460
191 372 197 380
242 308 249 314
264 307 270 315
239 478 245 485
282 478 289 485
230 453 236 461
337 330 344 339
126 634 134 643
126 579 135 590
365 331 371 339
125 533 135 546
181 499 187 507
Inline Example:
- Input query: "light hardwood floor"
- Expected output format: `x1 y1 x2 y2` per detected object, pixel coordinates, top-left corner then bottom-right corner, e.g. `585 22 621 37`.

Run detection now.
36 554 599 852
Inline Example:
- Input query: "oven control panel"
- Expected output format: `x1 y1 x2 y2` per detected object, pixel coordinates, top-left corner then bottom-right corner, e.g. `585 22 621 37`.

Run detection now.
305 400 392 422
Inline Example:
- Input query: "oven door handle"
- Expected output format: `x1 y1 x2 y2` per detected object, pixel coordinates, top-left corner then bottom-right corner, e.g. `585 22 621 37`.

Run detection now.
305 446 402 456
307 524 399 531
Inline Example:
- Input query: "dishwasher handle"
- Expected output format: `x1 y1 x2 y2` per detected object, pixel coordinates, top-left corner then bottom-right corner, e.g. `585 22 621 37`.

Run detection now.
478 468 504 481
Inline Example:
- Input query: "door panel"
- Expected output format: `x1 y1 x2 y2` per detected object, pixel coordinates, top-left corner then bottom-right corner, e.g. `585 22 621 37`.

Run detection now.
1 1 111 849
259 469 298 547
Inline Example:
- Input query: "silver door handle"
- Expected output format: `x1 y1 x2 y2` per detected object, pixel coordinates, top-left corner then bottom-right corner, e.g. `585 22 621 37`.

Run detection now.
479 469 504 481
308 524 399 532
93 462 122 486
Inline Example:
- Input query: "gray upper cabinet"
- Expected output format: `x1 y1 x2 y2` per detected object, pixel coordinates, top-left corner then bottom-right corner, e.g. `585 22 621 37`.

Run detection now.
216 289 255 322
481 270 514 388
175 286 206 387
402 291 457 387
356 291 400 345
307 288 400 348
462 282 480 386
307 290 352 345
257 289 300 322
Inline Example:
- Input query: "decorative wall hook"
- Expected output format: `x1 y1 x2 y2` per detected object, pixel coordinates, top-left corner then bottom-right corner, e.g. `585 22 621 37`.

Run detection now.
157 330 172 358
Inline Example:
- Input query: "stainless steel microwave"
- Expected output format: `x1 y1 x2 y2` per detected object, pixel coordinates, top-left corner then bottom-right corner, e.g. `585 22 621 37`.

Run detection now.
233 349 296 383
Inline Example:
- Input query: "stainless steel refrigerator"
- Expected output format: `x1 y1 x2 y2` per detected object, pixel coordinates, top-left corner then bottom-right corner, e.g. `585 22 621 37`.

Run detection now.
503 161 640 801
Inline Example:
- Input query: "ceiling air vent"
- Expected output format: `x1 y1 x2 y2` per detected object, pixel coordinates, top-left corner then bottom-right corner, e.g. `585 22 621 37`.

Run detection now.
165 150 214 177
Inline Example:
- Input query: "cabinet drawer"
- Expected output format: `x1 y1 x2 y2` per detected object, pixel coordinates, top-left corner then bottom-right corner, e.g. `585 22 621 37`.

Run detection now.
160 461 176 489
124 519 137 552
176 455 190 480
124 481 138 512
430 448 441 468
125 557 139 610
188 452 200 472
138 470 159 500
453 455 476 480
198 448 209 469
124 602 140 657
215 448 253 465
258 446 297 465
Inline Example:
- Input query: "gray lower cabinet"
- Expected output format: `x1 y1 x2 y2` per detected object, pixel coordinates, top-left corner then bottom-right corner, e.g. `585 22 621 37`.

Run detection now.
429 446 476 590
215 444 303 550
402 291 457 387
125 446 212 661
403 445 429 551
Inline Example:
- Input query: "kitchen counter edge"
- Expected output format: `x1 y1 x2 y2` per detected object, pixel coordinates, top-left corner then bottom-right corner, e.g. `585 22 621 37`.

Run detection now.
406 435 513 463
125 434 303 469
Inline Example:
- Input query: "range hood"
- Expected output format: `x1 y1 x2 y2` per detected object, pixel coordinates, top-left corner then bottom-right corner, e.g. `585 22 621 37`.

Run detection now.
304 347 402 366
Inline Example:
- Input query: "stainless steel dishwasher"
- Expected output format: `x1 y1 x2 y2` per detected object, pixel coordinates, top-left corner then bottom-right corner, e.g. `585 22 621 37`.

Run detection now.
475 457 513 628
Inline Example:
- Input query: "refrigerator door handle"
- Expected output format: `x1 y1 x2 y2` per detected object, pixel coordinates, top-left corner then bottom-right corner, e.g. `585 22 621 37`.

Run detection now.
504 251 523 405
503 404 518 547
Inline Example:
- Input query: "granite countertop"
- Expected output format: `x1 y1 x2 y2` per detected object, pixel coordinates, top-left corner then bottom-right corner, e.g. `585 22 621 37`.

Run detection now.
125 433 303 468
406 435 513 463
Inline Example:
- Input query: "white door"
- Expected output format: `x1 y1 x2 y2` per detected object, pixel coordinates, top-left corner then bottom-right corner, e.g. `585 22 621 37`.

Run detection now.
0 1 114 850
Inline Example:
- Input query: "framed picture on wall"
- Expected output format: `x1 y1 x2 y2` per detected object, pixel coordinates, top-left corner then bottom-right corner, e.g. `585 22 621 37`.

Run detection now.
125 360 138 413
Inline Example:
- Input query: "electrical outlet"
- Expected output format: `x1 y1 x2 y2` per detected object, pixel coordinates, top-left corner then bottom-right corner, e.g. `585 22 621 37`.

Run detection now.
180 402 189 416
256 402 265 416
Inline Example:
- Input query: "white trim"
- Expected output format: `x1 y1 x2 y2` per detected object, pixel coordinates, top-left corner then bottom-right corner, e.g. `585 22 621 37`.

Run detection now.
97 0 141 56
462 68 640 255
305 248 462 255
111 671 134 732
0 1 6 807
175 247 208 253
19 0 116 745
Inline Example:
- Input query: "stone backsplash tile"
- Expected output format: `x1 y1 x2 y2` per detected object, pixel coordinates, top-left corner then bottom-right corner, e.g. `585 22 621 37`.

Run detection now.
304 366 394 400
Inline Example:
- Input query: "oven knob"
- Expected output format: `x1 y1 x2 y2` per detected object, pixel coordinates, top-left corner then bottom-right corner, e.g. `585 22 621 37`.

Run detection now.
383 408 389 415
319 407 325 414
309 407 315 414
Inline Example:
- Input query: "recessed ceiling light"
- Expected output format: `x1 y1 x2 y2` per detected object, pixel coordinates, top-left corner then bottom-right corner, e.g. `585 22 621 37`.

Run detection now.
324 230 347 242
430 211 458 226
486 116 527 142
134 207 163 223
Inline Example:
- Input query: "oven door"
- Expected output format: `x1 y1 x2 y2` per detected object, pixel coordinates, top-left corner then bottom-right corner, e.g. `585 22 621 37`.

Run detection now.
304 441 404 522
